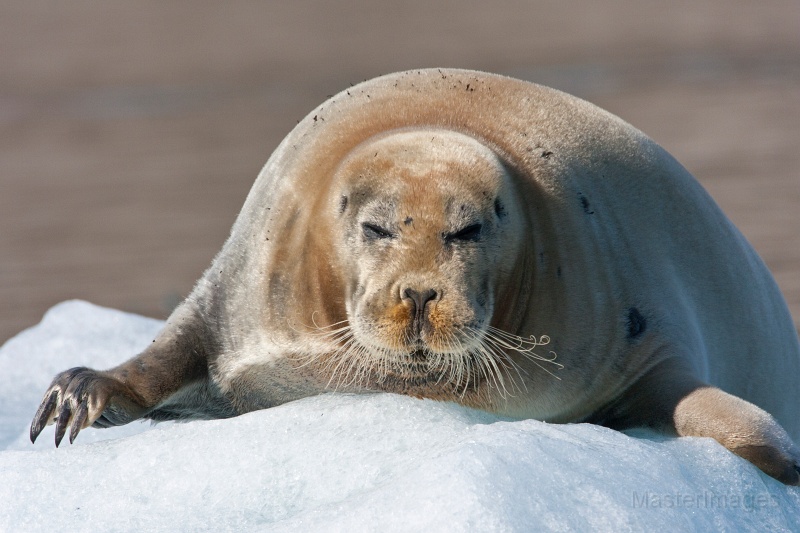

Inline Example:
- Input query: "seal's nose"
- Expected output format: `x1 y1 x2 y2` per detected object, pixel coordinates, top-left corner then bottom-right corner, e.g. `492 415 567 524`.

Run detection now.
403 288 437 314
402 288 438 336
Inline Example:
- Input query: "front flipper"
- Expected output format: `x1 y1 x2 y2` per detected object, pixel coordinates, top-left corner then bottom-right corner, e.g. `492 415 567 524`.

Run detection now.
30 367 148 446
30 301 212 446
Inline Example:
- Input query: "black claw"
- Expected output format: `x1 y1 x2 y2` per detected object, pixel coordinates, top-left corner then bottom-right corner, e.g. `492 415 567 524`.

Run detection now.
30 390 58 443
92 415 111 429
69 400 88 444
53 402 71 447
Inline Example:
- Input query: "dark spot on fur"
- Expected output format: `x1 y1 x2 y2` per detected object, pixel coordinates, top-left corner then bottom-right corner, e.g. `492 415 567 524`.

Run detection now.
476 291 487 307
541 150 553 159
339 196 348 214
557 266 562 278
579 194 595 215
282 208 301 232
494 199 506 218
404 216 413 226
627 308 647 339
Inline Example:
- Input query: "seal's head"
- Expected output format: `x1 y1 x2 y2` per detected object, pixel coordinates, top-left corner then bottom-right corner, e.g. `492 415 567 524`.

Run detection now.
321 129 528 394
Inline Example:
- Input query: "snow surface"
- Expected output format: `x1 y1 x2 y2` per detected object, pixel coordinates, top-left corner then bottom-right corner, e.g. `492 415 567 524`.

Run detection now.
1 301 798 532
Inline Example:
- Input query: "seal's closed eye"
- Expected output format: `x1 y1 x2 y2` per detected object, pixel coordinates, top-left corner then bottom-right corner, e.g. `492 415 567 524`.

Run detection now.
445 223 482 242
362 222 395 240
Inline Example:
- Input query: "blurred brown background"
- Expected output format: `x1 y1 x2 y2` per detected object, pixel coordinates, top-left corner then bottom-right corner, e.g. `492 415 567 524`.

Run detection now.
1 1 798 344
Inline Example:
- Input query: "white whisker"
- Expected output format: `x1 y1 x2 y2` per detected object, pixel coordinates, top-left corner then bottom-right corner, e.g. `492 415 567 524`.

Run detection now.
482 328 563 380
291 313 560 398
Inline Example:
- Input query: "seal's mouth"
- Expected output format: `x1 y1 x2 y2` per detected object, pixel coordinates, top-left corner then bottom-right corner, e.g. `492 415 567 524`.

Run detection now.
408 348 428 361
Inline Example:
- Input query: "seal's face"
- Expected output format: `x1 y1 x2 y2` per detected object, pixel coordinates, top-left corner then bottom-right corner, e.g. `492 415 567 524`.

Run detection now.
327 130 522 393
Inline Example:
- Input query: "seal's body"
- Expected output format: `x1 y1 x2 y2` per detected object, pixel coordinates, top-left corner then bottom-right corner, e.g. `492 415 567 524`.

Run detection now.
31 69 800 484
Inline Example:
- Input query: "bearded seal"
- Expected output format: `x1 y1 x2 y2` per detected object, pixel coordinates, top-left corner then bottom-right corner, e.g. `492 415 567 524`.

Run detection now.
30 69 800 485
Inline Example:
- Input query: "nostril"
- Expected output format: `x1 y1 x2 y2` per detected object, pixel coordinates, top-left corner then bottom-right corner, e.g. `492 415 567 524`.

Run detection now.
403 288 438 312
402 287 415 301
419 289 437 307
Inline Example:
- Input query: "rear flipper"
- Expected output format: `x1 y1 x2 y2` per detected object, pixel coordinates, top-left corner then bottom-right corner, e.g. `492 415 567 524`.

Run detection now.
674 386 800 485
591 358 800 485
